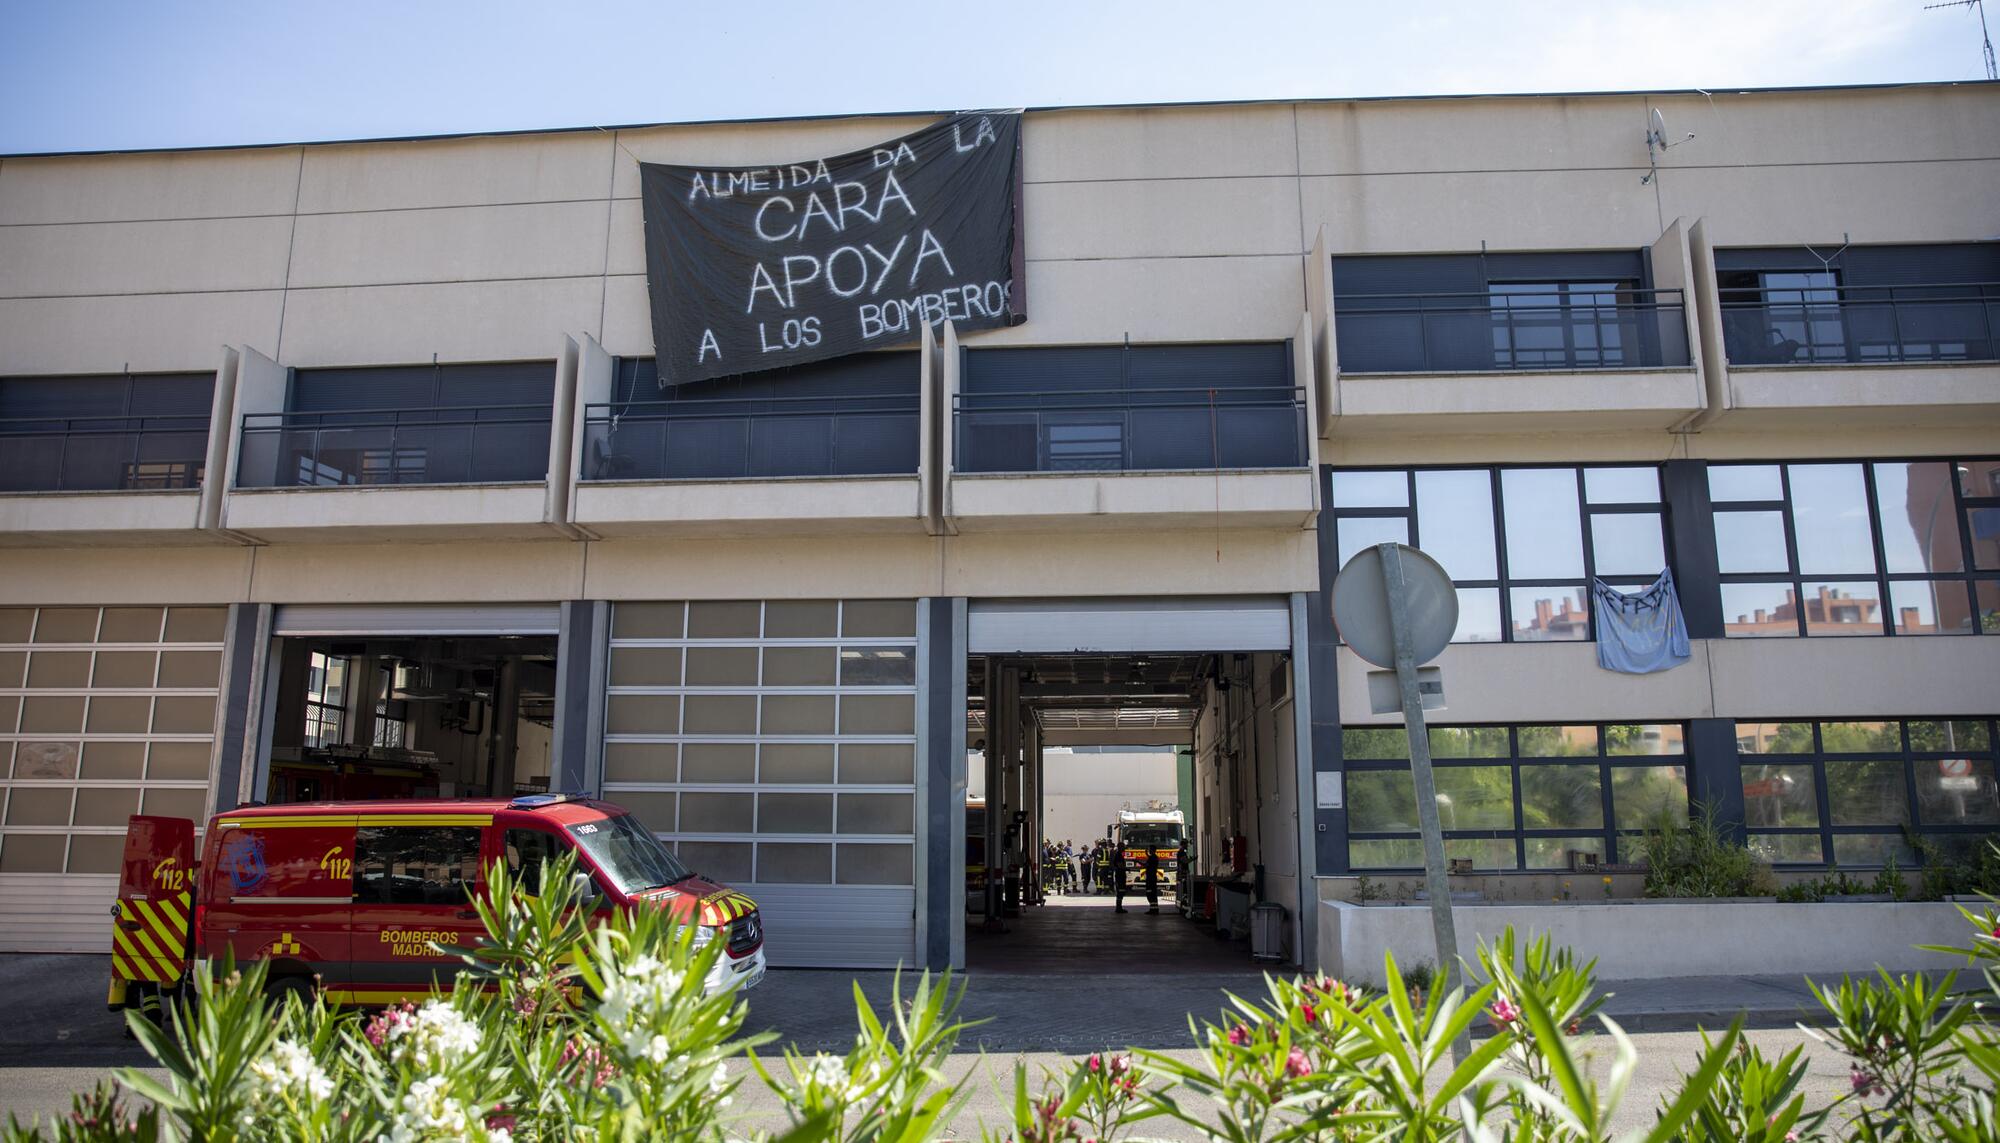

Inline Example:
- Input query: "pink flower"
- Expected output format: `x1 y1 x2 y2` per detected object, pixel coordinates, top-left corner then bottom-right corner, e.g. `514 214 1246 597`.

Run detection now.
1850 1066 1883 1098
1226 1024 1250 1047
1566 1019 1581 1036
1490 997 1521 1027
1086 1053 1101 1073
1285 1047 1311 1078
1300 1002 1317 1025
1108 1053 1133 1078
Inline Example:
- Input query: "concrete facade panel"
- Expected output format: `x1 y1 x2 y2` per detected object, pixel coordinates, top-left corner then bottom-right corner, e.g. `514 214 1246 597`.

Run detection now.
1660 160 2000 247
972 255 1304 346
1335 641 1717 726
597 274 652 355
0 546 253 604
1303 169 1662 254
0 291 281 374
1024 104 1300 182
1295 95 1646 177
246 540 585 603
604 198 646 276
574 478 922 535
276 277 601 366
1728 363 2000 415
1025 177 1301 260
1643 87 2000 169
0 491 204 545
285 200 611 288
294 132 614 213
0 147 301 224
223 485 553 536
0 215 294 297
1708 636 2000 719
1335 369 1703 420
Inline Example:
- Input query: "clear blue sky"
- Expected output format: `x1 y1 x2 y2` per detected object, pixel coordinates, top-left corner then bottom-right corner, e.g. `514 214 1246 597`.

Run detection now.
0 0 1990 153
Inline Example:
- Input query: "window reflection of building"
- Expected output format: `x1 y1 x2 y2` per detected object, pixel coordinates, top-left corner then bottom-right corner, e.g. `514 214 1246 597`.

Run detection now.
1726 585 1880 635
1511 594 1589 640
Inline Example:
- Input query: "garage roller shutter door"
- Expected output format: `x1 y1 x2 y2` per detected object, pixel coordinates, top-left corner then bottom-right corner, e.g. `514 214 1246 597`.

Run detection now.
274 604 561 637
967 597 1292 654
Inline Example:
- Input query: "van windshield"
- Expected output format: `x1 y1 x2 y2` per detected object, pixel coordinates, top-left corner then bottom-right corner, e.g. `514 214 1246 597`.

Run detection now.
1121 825 1181 849
566 813 694 895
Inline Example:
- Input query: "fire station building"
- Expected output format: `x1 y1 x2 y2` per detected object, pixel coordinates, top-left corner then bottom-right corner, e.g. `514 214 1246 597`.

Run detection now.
1 81 1996 973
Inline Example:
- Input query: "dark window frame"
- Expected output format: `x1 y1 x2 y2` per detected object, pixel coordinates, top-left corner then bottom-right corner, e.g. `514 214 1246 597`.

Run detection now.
1737 717 2000 867
1341 722 1691 871
1327 463 1675 644
1711 456 2000 638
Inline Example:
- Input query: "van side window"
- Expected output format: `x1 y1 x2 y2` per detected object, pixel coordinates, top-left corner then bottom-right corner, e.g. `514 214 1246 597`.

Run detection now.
504 828 569 896
353 826 482 906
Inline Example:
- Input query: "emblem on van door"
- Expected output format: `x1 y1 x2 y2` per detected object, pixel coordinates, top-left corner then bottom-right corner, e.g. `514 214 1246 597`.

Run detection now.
219 831 268 895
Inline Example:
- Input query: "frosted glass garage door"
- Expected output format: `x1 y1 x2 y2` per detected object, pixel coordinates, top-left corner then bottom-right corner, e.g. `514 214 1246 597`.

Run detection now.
602 600 918 969
0 605 226 952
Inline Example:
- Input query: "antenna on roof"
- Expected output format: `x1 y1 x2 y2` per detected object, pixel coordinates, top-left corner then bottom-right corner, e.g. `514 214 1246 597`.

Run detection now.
1925 0 1997 80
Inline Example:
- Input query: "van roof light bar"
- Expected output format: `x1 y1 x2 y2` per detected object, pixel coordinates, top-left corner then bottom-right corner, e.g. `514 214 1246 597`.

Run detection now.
508 793 578 810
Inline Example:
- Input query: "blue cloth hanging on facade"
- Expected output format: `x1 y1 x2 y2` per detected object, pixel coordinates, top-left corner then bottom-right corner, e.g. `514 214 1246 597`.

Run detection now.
1592 569 1690 674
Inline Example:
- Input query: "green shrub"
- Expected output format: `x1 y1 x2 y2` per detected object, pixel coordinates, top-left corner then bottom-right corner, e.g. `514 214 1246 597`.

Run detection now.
1638 801 1772 899
11 848 2000 1140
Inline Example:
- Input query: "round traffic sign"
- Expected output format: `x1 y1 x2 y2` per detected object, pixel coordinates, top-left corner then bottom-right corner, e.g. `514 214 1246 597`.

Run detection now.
1331 543 1458 669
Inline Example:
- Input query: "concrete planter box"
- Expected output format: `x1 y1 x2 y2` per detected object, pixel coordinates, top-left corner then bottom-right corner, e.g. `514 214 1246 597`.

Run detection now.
1319 899 1977 981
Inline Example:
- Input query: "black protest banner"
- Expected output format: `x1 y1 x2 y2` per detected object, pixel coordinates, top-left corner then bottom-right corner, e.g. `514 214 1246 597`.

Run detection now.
639 111 1026 387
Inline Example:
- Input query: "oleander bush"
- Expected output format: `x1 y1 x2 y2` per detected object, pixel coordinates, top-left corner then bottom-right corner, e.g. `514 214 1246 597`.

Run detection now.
8 849 2000 1142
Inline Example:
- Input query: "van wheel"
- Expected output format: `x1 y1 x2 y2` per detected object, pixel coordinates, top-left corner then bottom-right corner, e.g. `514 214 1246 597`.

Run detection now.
264 975 314 1012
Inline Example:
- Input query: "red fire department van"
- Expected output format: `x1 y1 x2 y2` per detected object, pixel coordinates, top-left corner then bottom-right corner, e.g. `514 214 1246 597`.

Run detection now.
107 794 766 1015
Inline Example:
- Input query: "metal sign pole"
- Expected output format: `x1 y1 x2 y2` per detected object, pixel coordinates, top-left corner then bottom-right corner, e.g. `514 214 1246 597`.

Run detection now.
1378 542 1466 1062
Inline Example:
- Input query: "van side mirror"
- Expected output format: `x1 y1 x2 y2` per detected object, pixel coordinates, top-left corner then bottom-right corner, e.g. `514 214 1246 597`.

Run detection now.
569 870 600 906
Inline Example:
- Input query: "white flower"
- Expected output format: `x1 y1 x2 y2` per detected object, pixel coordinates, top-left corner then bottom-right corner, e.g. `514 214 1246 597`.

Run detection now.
378 1075 474 1143
593 952 688 1066
383 1000 482 1070
248 1037 334 1106
805 1054 880 1102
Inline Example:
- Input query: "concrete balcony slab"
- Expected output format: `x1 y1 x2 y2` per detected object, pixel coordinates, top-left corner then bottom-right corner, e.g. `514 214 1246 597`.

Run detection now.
573 475 924 538
1331 367 1704 435
0 489 221 547
220 482 556 543
949 468 1316 533
1721 360 2000 429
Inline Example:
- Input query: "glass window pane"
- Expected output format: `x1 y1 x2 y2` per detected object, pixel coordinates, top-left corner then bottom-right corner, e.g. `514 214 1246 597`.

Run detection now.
757 793 833 834
1978 580 2000 632
610 792 677 831
684 646 758 685
1607 724 1684 755
26 652 90 688
1336 517 1407 569
1722 582 1799 636
1709 464 1783 502
1788 464 1876 574
1589 512 1666 577
760 743 835 783
1735 722 1815 753
1520 765 1604 829
836 842 912 885
1331 470 1409 508
1714 511 1790 574
1874 463 1966 574
1429 727 1509 757
90 651 156 689
5 787 74 825
763 647 837 687
1888 580 1967 636
14 741 78 779
681 792 754 833
673 841 751 883
1342 727 1410 759
1907 721 1990 752
680 743 755 783
1414 470 1497 580
1444 838 1518 871
841 601 915 638
67 835 125 874
1524 836 1607 868
1799 583 1883 635
96 608 163 643
1958 459 2000 498
606 695 681 736
686 602 761 638
1433 766 1513 829
839 648 916 687
1451 588 1503 643
0 835 66 872
73 787 142 827
612 603 685 639
1820 722 1901 752
1501 469 1584 579
1349 838 1422 869
1346 769 1417 832
1914 757 1999 826
763 600 838 637
837 793 913 834
603 743 677 784
1610 765 1688 829
1584 467 1661 504
760 694 838 735
1741 764 1819 828
1751 834 1824 864
1517 725 1599 757
1825 760 1910 826
838 695 913 735
837 743 914 784
757 842 831 884
1510 586 1588 641
1831 834 1916 867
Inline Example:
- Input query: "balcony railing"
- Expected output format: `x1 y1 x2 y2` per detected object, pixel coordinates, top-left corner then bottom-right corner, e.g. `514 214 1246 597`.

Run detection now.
1720 282 2000 365
953 386 1308 474
0 414 209 493
1333 288 1690 373
236 406 552 488
581 394 920 481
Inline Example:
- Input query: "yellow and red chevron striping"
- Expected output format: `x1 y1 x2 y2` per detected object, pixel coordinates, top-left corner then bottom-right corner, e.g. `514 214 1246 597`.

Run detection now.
111 892 191 985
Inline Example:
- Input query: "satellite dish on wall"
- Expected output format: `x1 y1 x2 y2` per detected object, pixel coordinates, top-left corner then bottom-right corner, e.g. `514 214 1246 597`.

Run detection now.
1648 108 1668 149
